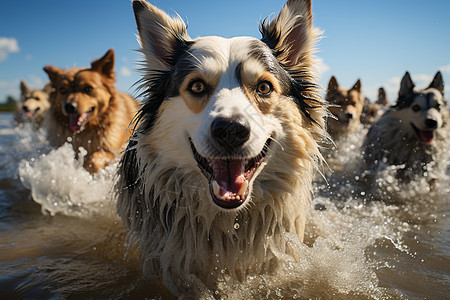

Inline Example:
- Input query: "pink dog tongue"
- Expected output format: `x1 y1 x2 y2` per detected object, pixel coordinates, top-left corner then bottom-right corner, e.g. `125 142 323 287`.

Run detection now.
419 130 434 143
69 113 88 132
211 159 246 198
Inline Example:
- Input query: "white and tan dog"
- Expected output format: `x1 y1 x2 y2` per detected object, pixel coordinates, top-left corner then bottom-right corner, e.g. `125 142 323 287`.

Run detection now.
363 71 448 186
14 80 52 129
116 0 327 295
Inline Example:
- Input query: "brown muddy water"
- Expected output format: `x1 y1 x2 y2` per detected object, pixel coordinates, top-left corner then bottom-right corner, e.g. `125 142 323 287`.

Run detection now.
0 112 448 299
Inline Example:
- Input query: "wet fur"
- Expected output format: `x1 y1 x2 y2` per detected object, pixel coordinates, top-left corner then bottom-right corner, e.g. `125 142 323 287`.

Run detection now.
363 71 448 184
116 0 327 295
14 80 51 129
44 49 139 173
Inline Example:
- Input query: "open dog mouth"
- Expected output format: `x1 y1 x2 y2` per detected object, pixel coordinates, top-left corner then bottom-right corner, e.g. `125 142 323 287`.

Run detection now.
411 123 434 143
189 138 271 209
24 107 40 119
68 107 94 133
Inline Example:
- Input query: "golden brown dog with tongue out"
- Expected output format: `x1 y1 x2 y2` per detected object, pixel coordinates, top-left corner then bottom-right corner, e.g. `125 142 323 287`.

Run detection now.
44 49 139 173
116 0 328 296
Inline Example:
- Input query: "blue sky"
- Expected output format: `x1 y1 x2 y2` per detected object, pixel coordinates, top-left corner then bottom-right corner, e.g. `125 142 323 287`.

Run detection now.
1 0 449 104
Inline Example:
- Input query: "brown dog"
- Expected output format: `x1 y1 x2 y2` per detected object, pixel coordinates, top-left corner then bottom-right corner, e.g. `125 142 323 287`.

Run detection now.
14 80 52 128
326 76 365 141
44 49 138 173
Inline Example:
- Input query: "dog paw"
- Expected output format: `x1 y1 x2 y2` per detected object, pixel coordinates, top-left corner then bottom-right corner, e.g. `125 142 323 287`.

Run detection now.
84 150 115 173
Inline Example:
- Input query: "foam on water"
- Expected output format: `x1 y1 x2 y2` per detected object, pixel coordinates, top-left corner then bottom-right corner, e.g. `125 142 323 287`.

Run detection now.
18 143 118 218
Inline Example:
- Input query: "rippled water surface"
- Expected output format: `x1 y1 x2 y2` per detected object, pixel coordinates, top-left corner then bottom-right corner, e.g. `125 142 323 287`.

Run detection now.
0 112 448 299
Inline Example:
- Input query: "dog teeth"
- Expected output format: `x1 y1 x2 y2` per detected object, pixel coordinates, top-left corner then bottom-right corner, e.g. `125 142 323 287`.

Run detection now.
212 180 221 197
238 180 249 196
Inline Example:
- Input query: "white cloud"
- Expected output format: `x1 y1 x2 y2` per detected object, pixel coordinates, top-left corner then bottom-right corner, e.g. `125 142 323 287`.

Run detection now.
120 66 132 77
0 37 20 62
313 57 330 80
439 64 450 74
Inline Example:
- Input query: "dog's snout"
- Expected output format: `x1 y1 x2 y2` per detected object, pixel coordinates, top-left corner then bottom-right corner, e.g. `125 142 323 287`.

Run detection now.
211 116 250 149
345 113 353 119
425 118 438 129
22 106 29 113
64 102 77 114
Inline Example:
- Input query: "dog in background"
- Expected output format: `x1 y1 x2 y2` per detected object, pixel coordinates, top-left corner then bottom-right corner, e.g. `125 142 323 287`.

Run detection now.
44 49 138 173
14 80 52 129
361 87 390 126
326 76 365 141
362 71 448 188
376 87 389 106
116 0 327 295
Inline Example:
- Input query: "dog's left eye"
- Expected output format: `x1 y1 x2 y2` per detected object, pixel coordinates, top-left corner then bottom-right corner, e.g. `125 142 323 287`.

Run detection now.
257 81 273 96
412 105 421 112
189 80 205 95
435 103 441 111
83 86 93 94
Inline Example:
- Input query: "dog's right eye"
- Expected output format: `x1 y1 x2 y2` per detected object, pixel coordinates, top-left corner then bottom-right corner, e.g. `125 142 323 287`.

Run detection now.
189 80 205 95
412 105 421 112
59 88 67 94
257 81 273 96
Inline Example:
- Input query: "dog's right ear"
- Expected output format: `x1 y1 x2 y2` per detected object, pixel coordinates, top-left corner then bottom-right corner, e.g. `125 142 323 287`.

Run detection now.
328 76 339 92
43 65 64 84
20 80 29 95
398 71 415 100
132 0 191 72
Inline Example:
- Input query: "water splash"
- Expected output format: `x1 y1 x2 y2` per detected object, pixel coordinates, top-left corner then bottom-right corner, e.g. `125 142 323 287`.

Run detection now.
18 143 117 218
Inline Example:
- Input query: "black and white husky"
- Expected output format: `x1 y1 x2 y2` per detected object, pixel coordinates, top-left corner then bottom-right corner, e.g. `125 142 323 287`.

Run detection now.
116 0 327 295
362 71 448 187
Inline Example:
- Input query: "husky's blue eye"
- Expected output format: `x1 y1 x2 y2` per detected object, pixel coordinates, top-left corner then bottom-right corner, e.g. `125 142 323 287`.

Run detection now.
412 105 421 112
257 81 273 96
189 80 205 95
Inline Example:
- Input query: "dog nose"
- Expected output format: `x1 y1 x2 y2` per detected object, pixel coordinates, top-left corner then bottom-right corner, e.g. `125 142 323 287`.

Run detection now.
22 105 29 113
64 102 77 114
425 119 438 129
211 116 250 149
345 113 353 119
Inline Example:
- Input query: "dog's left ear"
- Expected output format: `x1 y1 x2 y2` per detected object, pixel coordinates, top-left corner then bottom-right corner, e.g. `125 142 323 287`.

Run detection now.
43 82 53 95
91 49 115 81
351 79 361 93
260 0 317 69
428 71 444 95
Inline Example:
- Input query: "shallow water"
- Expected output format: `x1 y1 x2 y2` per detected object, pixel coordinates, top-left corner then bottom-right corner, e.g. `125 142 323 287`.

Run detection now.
0 112 448 299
